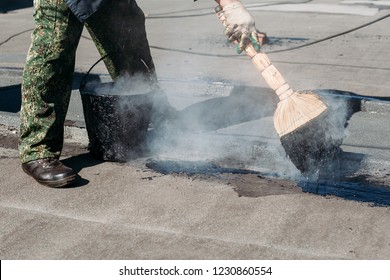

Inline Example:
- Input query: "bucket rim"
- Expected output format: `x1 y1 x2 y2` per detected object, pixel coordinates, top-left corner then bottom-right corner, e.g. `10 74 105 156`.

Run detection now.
80 81 159 97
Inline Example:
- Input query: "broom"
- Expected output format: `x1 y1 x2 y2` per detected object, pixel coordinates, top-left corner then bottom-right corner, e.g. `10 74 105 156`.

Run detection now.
216 7 342 174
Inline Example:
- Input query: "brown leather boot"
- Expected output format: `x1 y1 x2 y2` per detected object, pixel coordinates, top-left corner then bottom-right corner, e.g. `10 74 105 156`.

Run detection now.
22 158 78 188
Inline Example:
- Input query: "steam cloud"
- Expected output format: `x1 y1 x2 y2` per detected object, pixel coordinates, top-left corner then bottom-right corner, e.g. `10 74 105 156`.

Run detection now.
87 72 351 181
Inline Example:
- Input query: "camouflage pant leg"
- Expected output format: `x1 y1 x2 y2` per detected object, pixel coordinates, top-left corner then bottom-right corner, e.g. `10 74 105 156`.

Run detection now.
19 0 84 163
85 0 157 83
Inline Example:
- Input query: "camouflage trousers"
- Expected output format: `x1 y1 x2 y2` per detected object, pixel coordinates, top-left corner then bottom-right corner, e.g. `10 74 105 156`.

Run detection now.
19 0 156 163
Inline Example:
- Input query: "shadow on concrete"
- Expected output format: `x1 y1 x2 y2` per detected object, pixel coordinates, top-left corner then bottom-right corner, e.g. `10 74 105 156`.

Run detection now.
315 89 390 108
0 84 21 113
156 87 390 134
149 87 390 144
61 152 104 187
62 152 104 174
173 86 278 132
0 72 101 113
0 0 33 13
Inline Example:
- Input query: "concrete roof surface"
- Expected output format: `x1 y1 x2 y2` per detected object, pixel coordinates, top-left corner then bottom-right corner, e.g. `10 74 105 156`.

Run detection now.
1 0 390 260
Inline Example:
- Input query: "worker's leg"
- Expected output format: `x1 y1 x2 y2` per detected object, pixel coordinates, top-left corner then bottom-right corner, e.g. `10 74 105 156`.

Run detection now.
19 0 84 163
85 0 157 83
85 0 176 126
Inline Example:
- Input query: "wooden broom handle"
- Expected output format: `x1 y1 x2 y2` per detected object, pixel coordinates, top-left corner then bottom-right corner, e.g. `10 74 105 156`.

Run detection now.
215 7 294 100
244 45 294 100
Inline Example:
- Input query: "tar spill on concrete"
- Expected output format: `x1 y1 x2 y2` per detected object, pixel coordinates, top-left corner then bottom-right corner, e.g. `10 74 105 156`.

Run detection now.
300 177 390 207
146 159 390 207
146 159 301 198
146 159 259 176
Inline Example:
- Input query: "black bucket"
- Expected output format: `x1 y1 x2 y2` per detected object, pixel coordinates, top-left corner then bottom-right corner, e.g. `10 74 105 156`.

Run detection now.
80 82 156 162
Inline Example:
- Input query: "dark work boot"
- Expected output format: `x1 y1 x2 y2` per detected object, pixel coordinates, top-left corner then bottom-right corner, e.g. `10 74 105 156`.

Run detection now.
22 158 78 188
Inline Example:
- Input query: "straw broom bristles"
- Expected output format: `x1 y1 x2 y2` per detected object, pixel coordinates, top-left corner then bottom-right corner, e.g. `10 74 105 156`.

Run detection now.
274 91 328 137
245 45 328 137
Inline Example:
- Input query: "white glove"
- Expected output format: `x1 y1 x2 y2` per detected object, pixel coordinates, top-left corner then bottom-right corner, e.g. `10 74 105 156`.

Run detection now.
220 1 265 53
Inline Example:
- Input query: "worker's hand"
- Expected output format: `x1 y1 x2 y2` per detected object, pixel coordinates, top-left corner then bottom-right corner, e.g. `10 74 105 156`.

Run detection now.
219 1 266 53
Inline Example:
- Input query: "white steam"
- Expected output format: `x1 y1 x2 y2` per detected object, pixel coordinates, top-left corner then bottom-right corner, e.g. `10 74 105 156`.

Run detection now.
86 73 352 181
93 73 157 96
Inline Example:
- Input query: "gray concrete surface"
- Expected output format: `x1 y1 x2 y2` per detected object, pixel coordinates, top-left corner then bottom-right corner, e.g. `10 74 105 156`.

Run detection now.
1 0 390 260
